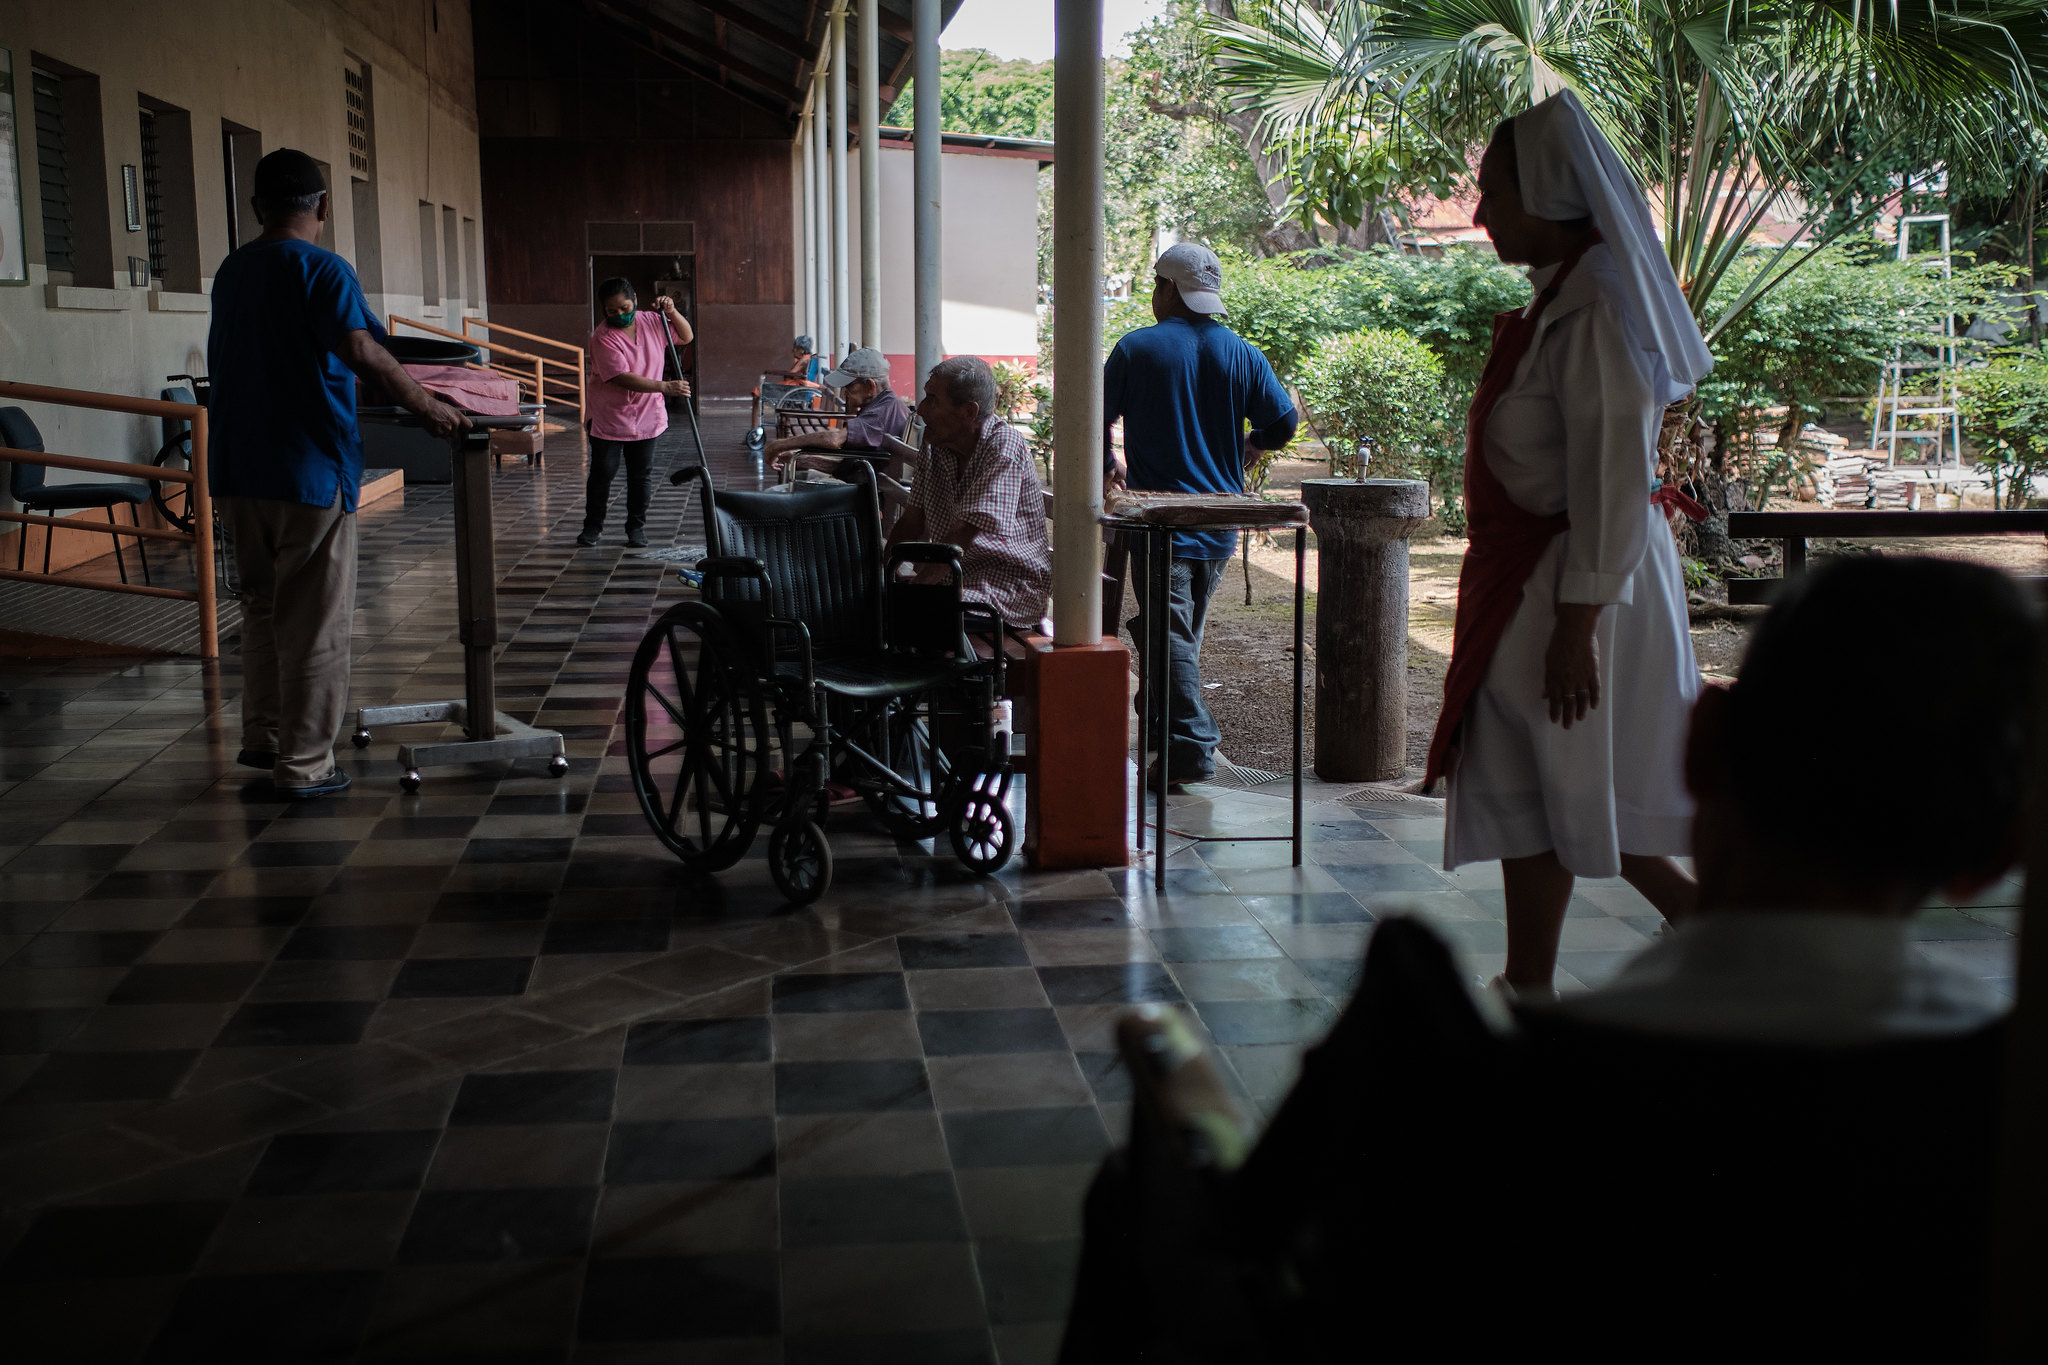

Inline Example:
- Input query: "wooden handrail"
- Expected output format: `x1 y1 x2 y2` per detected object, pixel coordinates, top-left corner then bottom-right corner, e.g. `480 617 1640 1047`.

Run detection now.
0 379 200 421
0 566 199 601
0 508 196 542
390 313 551 416
461 316 585 362
460 317 586 416
0 381 216 656
0 444 193 482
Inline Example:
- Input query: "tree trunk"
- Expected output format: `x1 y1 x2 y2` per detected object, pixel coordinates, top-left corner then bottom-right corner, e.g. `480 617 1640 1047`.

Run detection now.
1200 0 1323 255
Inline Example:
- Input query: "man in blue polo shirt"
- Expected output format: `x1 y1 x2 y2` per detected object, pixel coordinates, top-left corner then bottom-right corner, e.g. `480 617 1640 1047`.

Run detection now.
1105 242 1297 787
208 149 468 798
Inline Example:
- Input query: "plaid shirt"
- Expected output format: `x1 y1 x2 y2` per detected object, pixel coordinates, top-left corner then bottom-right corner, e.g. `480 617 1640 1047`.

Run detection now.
911 415 1052 629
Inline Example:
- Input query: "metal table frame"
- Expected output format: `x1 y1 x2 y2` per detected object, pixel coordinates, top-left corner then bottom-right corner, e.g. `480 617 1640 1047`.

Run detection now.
351 408 568 792
1106 513 1309 893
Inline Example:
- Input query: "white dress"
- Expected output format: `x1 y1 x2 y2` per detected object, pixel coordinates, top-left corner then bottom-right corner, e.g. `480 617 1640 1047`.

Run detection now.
1443 245 1699 879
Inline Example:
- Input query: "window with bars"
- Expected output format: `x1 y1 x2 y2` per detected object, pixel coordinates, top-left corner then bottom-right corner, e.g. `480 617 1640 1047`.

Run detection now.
31 67 72 275
138 109 165 280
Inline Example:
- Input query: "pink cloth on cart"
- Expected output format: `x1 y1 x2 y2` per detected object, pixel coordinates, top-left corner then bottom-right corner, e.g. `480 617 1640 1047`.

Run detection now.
402 364 522 416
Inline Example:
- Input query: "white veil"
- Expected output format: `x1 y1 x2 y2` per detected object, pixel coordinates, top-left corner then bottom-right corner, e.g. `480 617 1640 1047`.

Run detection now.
1513 90 1713 406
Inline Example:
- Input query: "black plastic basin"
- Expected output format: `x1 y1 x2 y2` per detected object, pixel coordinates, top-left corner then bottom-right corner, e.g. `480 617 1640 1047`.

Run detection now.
382 336 482 366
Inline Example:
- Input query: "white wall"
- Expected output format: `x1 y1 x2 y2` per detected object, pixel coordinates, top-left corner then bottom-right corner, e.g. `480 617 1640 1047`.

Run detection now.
835 142 1041 383
0 0 483 514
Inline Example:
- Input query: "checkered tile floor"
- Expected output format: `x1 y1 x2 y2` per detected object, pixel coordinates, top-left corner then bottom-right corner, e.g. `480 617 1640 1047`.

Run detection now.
0 404 2022 1362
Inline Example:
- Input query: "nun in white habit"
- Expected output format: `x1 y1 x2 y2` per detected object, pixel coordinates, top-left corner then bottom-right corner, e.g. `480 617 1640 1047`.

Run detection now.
1426 91 1713 995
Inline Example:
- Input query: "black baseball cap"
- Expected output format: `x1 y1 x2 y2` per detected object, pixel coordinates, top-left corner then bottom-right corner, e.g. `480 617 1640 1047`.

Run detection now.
253 148 327 201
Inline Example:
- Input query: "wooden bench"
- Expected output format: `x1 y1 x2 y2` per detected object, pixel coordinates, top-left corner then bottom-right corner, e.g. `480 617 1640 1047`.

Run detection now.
1725 509 2048 604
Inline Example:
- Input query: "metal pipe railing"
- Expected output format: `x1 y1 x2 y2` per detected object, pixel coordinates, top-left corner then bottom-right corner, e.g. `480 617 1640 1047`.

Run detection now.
0 379 217 657
459 317 586 417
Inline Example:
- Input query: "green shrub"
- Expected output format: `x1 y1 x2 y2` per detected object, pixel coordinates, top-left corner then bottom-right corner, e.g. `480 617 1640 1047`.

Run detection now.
1957 353 2048 508
990 360 1036 419
1296 329 1451 483
1699 246 2008 448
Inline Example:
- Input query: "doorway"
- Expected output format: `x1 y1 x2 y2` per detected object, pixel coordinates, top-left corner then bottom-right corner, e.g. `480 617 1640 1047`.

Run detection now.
591 253 696 401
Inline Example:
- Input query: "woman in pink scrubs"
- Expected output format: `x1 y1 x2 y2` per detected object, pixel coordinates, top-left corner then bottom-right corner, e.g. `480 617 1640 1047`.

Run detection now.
578 276 693 547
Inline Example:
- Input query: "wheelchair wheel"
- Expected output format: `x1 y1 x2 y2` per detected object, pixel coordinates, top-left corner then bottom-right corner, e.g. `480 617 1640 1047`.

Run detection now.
769 819 832 904
862 700 946 839
949 773 1015 874
628 601 769 872
151 436 197 534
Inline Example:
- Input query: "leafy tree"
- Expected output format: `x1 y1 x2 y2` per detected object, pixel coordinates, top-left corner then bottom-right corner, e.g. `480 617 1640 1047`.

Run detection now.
1206 1 2048 345
886 49 1053 138
1699 246 2008 440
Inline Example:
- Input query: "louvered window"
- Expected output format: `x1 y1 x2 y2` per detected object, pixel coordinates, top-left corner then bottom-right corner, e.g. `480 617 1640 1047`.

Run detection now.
31 68 71 274
139 109 165 279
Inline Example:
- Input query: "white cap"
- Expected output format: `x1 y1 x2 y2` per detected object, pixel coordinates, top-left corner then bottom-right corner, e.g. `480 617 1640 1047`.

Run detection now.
823 347 891 386
1154 241 1226 316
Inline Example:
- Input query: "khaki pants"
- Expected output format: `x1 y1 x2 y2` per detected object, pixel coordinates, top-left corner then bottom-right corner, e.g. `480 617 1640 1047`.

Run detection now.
224 495 357 787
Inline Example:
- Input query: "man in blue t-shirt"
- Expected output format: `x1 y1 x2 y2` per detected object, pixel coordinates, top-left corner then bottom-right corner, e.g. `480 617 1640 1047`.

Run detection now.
208 149 468 799
1105 242 1298 786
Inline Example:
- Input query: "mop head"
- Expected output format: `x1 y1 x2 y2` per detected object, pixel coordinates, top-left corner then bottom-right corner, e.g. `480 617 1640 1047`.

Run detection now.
635 544 708 589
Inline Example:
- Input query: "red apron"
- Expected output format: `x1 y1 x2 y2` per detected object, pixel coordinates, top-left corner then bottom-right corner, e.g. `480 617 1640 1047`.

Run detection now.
1423 245 1595 785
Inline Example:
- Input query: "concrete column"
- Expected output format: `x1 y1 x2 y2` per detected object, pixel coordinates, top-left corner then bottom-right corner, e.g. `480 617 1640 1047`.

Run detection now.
830 4 851 363
912 0 942 388
858 0 881 350
812 70 832 359
1301 479 1431 781
1051 0 1104 647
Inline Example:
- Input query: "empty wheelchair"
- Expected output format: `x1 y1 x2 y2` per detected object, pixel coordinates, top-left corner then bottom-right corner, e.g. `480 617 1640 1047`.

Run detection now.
626 462 1015 904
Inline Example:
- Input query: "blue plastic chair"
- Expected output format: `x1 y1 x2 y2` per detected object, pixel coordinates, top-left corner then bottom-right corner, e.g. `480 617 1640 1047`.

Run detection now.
2 406 153 585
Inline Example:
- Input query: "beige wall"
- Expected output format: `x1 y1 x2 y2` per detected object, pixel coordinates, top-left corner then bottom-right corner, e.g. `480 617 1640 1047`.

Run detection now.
822 144 1044 386
0 0 484 549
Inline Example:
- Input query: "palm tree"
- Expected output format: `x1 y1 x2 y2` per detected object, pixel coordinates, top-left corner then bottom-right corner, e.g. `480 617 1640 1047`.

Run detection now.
1206 0 2048 345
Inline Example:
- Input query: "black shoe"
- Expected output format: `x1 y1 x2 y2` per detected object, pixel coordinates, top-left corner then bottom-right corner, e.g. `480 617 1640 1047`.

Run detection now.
236 747 277 770
575 530 601 547
625 530 649 548
277 769 352 801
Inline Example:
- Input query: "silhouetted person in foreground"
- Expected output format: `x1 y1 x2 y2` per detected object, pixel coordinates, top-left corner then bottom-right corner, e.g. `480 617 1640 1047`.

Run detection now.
1062 555 2037 1365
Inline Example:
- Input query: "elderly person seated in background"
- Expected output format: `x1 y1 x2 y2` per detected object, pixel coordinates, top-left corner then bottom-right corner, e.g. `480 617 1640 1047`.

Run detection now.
763 346 909 470
887 355 1051 634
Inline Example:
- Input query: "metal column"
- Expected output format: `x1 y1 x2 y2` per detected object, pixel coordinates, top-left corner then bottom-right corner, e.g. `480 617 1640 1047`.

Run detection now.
858 0 881 350
801 111 818 349
812 69 833 360
1051 0 1105 647
830 4 851 364
913 0 942 388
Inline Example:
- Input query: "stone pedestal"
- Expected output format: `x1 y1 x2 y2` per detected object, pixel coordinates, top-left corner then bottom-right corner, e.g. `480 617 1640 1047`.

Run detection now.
1301 479 1431 782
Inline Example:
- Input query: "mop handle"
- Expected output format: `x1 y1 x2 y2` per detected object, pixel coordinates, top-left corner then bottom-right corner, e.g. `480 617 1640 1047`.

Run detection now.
661 307 710 489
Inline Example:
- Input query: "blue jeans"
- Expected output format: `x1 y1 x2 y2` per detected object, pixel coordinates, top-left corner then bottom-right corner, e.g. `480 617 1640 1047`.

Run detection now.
1127 543 1227 775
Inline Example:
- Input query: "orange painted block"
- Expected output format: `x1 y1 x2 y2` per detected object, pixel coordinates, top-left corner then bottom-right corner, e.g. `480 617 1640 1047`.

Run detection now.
1022 640 1131 869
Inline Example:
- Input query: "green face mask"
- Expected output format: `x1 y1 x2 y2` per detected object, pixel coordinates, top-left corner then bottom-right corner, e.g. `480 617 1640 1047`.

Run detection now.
605 305 635 330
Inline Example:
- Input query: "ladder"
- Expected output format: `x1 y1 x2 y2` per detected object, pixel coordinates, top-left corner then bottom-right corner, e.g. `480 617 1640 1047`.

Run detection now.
1870 213 1964 467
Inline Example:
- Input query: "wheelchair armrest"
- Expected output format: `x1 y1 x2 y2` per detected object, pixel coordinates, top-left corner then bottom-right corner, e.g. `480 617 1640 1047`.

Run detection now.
960 602 1004 641
697 556 767 582
889 541 962 569
670 464 709 489
763 615 817 697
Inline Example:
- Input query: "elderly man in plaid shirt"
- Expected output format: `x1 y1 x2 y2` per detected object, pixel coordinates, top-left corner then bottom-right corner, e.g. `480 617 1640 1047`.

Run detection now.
886 356 1051 633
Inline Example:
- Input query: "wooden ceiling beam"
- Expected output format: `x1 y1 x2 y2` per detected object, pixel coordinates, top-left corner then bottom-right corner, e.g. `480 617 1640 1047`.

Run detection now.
576 1 796 120
667 0 813 59
592 0 801 106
